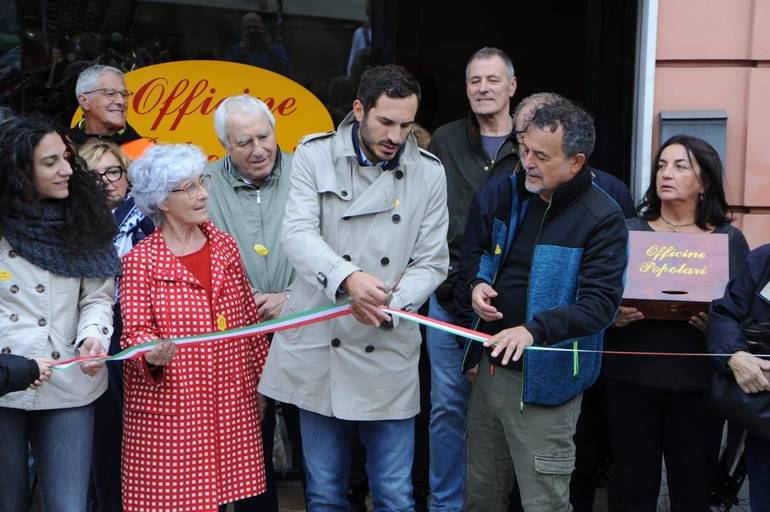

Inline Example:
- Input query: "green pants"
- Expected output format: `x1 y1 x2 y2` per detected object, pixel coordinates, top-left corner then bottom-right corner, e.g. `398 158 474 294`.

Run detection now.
463 356 582 512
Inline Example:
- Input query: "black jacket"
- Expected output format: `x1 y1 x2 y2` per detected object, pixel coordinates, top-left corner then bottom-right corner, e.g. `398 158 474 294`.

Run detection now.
708 243 770 364
428 115 521 315
0 354 39 397
454 166 632 332
459 167 628 405
67 119 142 146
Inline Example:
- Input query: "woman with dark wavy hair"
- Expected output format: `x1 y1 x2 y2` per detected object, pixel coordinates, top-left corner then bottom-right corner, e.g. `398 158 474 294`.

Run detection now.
0 115 120 512
605 135 749 510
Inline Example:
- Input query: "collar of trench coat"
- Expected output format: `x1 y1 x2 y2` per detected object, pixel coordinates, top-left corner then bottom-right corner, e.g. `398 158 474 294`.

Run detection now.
332 111 428 172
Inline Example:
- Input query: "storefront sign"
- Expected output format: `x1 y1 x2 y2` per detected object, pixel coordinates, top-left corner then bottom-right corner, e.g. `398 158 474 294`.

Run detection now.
70 60 333 159
621 231 729 320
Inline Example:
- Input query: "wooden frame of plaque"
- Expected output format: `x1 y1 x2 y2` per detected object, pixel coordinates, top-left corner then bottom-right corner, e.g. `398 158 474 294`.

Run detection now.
621 231 729 321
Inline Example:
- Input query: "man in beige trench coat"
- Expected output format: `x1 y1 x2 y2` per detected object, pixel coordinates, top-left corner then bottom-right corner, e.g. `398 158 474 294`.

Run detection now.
259 64 449 510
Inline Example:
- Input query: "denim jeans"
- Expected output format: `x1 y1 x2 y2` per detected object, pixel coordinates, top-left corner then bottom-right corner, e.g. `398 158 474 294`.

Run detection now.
426 295 470 511
0 404 95 512
299 408 415 512
746 433 770 511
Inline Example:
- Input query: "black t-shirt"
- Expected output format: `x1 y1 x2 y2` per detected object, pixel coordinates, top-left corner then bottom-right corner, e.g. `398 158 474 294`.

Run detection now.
480 194 549 369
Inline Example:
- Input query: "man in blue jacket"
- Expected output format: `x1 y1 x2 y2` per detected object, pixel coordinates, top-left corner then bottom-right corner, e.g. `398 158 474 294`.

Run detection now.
461 94 628 511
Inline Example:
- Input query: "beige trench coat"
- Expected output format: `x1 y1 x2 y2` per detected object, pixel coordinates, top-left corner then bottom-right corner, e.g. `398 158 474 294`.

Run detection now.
259 113 449 420
0 237 114 410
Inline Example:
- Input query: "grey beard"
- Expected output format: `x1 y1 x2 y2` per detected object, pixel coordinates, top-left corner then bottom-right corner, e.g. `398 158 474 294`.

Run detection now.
524 179 543 194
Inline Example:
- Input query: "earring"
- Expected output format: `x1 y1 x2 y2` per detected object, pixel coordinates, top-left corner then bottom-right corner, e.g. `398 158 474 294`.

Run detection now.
698 192 704 202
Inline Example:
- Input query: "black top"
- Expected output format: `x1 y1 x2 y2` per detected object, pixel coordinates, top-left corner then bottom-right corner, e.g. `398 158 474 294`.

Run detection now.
480 194 548 370
602 217 749 391
67 120 142 146
428 115 520 315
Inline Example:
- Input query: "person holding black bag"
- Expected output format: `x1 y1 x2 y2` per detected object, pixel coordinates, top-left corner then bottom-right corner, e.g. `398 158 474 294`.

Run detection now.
708 243 770 510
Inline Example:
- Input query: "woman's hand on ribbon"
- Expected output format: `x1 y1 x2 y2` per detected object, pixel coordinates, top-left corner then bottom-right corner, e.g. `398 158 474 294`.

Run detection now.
144 340 177 367
471 282 503 322
484 325 534 366
614 306 644 328
728 351 770 394
79 337 107 376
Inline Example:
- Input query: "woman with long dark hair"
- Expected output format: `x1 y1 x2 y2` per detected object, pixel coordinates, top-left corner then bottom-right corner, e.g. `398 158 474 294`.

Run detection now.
0 115 120 511
604 135 749 510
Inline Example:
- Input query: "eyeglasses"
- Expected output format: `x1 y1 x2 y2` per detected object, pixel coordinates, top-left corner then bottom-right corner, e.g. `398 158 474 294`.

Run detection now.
91 165 126 183
170 174 212 198
82 88 134 100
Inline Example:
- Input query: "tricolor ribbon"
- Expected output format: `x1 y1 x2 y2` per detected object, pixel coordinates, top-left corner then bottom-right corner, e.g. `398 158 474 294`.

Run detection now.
52 302 767 370
52 302 353 369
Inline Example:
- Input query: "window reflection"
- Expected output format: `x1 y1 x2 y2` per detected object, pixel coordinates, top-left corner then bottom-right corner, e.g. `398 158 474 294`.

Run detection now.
0 0 372 127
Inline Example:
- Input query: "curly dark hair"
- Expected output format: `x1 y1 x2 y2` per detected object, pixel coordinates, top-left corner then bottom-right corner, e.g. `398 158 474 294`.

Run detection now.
637 135 732 230
0 115 117 250
525 94 595 160
356 64 421 112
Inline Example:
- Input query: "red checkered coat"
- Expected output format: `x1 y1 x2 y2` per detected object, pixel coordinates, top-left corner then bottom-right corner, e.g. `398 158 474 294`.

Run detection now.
119 221 269 512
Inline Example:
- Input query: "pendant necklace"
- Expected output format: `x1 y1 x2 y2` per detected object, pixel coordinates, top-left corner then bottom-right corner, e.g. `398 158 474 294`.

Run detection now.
659 214 696 232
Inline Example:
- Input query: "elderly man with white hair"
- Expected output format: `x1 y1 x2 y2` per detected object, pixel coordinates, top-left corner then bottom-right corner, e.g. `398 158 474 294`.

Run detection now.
68 64 142 147
208 94 294 318
207 94 296 511
120 143 270 512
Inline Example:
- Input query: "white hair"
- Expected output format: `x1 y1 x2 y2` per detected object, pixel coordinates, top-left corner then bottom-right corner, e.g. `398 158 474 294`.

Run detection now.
75 65 125 97
128 144 208 225
213 95 275 149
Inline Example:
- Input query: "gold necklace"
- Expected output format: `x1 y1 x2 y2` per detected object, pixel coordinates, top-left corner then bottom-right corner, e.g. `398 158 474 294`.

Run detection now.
659 214 696 232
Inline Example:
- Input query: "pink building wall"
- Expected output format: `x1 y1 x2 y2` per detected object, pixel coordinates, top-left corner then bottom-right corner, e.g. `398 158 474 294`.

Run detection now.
653 0 770 248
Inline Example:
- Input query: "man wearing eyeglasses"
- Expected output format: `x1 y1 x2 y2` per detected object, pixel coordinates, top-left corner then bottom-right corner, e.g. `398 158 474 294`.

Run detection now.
206 94 296 512
68 65 142 147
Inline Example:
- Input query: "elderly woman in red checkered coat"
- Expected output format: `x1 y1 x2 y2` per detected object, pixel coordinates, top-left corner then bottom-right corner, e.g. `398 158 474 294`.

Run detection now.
119 143 269 512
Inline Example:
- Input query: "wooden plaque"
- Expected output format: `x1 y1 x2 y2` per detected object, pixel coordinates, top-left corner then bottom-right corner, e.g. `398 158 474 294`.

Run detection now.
621 231 729 321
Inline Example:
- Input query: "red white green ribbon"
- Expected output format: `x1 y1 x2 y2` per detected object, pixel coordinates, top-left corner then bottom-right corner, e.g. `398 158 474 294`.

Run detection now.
52 302 353 369
52 302 763 370
383 307 760 358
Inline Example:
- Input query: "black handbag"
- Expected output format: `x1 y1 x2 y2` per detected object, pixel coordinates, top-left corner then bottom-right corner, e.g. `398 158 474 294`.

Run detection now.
708 321 770 441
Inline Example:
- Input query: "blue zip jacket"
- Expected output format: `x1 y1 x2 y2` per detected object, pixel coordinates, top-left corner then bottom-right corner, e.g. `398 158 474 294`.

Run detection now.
460 167 628 406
